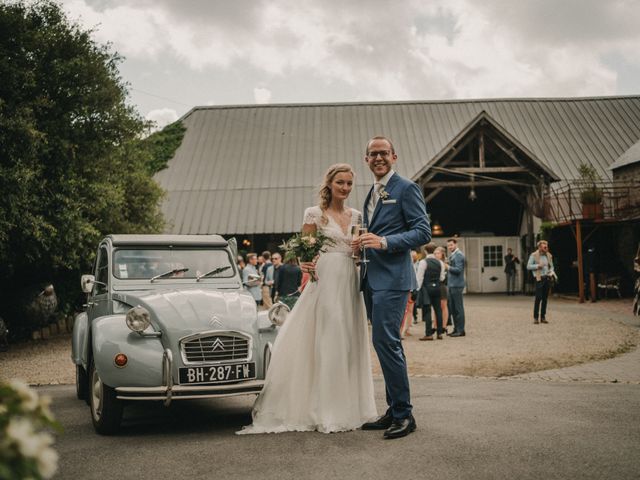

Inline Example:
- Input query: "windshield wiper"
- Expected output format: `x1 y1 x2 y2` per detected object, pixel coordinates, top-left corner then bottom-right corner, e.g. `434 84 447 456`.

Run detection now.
196 266 231 281
150 268 189 282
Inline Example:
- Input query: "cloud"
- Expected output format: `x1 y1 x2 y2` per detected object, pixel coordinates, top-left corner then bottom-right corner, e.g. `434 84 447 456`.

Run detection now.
146 108 178 129
253 87 272 104
60 0 640 102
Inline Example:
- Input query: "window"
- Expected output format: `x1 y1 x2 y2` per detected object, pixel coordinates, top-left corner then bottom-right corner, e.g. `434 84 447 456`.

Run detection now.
112 248 235 280
483 245 503 268
95 246 109 294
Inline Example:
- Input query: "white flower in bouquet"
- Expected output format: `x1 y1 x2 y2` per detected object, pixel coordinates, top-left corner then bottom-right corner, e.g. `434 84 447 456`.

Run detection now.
9 379 39 412
1 380 61 480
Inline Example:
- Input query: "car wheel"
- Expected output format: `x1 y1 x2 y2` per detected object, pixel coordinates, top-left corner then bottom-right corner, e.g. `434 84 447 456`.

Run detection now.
76 364 88 401
89 359 123 435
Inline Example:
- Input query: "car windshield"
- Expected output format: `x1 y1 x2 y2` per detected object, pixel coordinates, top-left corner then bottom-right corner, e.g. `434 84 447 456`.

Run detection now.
112 248 235 280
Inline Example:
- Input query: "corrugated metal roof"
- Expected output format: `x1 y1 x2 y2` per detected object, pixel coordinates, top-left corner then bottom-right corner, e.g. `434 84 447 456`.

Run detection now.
610 139 640 170
155 96 640 235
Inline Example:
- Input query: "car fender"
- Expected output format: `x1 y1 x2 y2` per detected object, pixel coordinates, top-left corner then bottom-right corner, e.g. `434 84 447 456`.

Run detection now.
71 312 89 368
92 315 165 388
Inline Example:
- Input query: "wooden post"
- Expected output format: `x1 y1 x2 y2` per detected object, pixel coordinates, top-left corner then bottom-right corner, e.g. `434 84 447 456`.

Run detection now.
576 219 585 303
526 205 534 294
479 132 485 168
589 273 597 302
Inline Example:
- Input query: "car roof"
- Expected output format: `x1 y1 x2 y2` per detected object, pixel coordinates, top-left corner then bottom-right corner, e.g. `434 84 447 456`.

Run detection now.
106 234 228 247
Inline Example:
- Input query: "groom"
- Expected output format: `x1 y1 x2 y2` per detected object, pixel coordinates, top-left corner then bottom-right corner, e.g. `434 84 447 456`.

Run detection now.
355 136 431 439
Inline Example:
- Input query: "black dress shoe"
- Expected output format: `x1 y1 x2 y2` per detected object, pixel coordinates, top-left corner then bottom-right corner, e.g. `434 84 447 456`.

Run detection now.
383 415 416 439
449 331 465 337
362 413 393 430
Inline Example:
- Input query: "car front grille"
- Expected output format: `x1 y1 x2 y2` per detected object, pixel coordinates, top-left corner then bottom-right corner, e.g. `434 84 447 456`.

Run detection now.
181 333 250 363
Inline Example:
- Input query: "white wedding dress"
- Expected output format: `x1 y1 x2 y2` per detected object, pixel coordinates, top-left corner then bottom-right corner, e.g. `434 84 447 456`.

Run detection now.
237 206 377 434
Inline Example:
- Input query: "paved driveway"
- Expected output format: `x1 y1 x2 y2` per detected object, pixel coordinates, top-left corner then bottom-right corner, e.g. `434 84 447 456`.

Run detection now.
44 376 640 480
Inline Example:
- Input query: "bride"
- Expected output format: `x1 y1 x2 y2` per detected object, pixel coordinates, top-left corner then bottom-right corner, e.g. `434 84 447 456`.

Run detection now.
237 163 377 434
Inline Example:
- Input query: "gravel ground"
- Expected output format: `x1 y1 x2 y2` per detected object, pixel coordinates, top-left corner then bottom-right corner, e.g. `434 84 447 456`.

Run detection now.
1 295 637 385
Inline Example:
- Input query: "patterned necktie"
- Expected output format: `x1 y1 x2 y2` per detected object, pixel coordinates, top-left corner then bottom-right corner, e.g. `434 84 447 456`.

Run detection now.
369 182 383 219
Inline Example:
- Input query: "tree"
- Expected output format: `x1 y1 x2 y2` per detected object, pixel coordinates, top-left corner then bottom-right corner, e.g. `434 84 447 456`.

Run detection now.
0 1 172 334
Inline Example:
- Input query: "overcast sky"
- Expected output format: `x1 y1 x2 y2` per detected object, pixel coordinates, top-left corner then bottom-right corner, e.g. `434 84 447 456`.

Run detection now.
59 0 640 129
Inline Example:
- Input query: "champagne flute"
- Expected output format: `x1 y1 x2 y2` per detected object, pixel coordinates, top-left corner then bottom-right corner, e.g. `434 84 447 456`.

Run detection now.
350 223 362 260
359 223 370 264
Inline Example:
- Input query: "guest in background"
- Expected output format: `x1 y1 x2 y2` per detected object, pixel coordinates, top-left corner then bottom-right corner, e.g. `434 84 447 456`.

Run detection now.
447 238 466 337
237 255 246 276
527 240 555 324
416 243 445 340
261 251 274 308
270 252 283 303
434 246 449 334
411 249 421 325
504 248 520 296
243 253 263 306
276 258 303 309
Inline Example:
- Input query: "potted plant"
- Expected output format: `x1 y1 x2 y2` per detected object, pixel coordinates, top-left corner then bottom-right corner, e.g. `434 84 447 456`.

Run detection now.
578 163 604 219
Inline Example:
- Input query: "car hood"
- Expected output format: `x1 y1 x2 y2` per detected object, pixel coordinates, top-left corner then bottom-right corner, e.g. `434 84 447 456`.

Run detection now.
112 288 258 339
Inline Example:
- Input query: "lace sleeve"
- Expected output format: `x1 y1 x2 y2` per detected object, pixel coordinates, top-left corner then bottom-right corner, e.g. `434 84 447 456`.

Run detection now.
303 206 321 225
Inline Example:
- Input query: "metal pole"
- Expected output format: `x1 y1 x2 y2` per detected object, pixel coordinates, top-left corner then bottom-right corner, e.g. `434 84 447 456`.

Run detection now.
576 220 585 303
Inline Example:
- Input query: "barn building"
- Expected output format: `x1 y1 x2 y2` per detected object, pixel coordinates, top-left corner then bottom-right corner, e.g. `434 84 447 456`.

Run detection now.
156 96 640 296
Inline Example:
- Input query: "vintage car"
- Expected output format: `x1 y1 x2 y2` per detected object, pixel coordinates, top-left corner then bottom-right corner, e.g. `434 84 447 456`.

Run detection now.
71 234 288 434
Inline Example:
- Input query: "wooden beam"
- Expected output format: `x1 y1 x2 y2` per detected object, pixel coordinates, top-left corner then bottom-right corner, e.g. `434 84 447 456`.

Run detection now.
424 187 443 203
502 186 527 205
426 180 530 188
479 131 485 168
450 167 528 173
489 134 544 182
418 134 477 185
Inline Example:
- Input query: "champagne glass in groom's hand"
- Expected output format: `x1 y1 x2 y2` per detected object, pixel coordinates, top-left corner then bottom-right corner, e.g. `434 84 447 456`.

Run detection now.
359 224 370 264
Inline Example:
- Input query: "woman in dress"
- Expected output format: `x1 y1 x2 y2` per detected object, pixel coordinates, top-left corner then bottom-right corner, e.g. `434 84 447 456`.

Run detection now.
237 163 377 434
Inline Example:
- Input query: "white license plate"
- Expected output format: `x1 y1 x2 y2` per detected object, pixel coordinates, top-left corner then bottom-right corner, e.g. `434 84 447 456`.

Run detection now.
179 363 256 385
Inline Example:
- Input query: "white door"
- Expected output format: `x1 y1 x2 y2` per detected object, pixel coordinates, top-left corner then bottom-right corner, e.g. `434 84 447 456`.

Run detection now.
461 237 521 293
480 241 507 293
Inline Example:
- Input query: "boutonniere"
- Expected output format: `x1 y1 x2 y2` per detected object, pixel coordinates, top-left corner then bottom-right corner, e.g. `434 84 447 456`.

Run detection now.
379 188 390 201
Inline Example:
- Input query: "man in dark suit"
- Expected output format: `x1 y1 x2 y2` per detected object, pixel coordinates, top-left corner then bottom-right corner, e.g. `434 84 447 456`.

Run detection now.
355 136 431 439
447 238 466 336
275 258 302 309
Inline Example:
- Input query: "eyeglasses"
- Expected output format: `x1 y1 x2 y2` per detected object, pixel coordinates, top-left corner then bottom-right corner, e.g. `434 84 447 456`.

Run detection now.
367 150 391 159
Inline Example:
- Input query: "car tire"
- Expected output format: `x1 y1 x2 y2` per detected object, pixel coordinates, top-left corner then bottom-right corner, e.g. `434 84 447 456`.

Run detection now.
76 364 89 401
89 359 123 435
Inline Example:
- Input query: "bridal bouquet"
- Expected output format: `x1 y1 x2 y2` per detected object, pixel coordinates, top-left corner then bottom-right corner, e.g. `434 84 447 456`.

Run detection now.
280 231 335 281
0 380 61 480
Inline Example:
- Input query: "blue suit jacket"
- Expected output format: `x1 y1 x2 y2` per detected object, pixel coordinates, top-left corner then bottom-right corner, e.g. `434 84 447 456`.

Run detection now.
447 250 466 288
362 172 431 291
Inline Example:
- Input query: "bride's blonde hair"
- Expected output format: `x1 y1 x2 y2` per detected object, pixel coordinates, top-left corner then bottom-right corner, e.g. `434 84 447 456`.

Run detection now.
318 163 355 224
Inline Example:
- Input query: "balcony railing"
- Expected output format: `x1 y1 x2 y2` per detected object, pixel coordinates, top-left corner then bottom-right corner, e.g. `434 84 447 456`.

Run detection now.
543 180 640 224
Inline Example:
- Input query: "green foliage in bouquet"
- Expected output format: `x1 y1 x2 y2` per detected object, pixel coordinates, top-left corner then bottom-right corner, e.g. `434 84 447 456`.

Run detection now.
0 380 62 480
280 231 335 263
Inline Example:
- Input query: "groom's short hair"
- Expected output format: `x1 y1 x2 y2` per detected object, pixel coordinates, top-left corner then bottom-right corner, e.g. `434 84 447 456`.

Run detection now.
366 136 395 155
447 238 457 244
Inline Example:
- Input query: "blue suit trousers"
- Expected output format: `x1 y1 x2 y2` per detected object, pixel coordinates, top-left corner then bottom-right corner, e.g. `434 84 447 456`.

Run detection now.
363 280 412 420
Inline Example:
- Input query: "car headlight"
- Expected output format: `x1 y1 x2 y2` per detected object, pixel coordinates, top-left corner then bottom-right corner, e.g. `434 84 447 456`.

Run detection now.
267 302 290 327
126 306 151 333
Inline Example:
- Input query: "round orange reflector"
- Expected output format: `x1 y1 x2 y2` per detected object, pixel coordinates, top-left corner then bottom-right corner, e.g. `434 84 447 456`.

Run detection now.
114 353 128 367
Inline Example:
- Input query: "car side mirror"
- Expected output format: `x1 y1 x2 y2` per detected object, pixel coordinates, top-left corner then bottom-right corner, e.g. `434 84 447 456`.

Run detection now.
81 274 95 293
